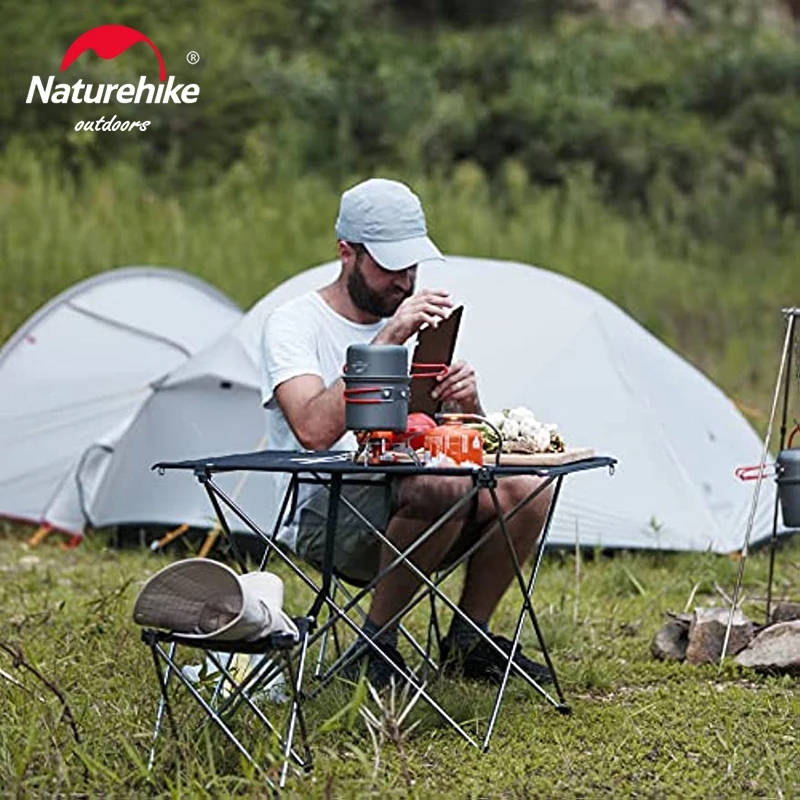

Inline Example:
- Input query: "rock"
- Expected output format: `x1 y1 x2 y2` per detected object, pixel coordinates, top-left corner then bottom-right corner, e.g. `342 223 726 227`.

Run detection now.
735 621 800 674
770 601 800 624
685 607 754 666
651 616 690 662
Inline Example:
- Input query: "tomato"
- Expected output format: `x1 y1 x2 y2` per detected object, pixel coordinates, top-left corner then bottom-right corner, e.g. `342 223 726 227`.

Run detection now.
404 412 437 450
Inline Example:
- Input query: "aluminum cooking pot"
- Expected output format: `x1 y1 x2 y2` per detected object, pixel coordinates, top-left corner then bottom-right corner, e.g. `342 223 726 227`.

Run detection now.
343 344 449 433
343 344 410 432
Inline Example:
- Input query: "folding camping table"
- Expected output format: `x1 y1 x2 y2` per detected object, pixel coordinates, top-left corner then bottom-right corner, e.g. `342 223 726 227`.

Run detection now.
154 449 615 751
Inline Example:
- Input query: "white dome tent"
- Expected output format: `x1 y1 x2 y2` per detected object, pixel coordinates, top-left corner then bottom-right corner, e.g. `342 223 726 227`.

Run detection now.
0 267 244 536
0 258 780 551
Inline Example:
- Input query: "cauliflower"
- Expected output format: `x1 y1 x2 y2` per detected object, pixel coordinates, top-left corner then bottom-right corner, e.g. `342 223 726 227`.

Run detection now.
481 406 565 453
503 418 521 440
507 407 536 424
533 427 551 452
486 411 506 430
519 417 540 440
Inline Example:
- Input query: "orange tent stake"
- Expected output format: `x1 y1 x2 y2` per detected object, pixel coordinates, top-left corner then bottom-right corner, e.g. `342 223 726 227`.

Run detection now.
27 524 53 547
198 527 220 558
150 523 190 552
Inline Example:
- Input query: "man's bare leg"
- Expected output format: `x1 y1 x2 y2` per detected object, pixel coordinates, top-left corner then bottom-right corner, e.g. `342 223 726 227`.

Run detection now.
347 475 551 685
366 472 472 627
458 477 553 624
366 514 463 628
366 475 551 630
343 475 469 685
438 476 555 682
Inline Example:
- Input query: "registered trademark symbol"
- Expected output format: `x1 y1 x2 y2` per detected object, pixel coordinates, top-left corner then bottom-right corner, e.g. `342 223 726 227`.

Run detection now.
186 51 200 65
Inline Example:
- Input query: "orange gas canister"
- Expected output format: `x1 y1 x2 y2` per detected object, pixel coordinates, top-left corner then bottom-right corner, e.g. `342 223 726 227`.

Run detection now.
424 421 483 466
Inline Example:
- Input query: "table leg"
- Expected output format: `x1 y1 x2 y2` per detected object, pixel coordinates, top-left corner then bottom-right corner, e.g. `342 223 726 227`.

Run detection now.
197 466 580 752
309 473 342 620
306 483 482 665
310 478 555 693
481 475 567 751
204 477 335 606
259 474 299 571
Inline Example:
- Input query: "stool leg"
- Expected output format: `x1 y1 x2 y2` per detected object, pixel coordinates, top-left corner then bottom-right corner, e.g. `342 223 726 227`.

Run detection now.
210 651 235 705
202 649 310 770
157 642 270 784
294 635 313 771
280 630 313 788
148 642 177 771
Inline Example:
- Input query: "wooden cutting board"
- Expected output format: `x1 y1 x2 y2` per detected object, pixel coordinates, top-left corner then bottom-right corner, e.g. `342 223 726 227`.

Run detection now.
487 448 596 466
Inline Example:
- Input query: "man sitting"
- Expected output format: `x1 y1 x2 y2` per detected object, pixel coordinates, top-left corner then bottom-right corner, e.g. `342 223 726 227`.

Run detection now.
261 178 552 687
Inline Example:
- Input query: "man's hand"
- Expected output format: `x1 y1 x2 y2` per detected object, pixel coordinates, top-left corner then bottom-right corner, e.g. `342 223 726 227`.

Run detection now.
431 359 483 415
374 289 453 345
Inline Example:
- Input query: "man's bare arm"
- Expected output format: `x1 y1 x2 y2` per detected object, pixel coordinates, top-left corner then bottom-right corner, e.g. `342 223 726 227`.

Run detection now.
274 374 348 451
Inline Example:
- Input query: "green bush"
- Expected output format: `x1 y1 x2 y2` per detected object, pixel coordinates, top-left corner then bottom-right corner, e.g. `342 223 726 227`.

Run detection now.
3 3 799 221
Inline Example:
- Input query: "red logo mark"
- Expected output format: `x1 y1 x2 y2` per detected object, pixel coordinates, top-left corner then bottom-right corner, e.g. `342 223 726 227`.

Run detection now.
60 25 166 82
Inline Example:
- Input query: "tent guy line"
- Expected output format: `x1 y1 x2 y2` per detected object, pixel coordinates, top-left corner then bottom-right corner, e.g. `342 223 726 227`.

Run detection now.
66 300 194 357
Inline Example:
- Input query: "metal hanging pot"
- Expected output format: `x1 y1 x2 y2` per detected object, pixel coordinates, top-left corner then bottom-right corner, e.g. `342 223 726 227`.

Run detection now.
737 424 800 528
777 428 800 527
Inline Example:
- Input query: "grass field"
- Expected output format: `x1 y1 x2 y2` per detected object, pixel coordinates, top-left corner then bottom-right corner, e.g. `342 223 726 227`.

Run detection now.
1 528 797 798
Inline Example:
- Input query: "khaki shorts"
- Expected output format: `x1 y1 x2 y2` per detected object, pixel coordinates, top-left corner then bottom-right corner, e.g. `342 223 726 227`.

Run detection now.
296 478 396 585
295 475 480 586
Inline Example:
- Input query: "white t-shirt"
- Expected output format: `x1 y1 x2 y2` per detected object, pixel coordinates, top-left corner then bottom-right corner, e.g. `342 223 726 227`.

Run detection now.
260 290 387 550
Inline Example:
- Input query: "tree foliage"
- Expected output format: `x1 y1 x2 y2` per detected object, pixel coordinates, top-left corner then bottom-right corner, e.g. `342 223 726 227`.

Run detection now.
1 0 798 226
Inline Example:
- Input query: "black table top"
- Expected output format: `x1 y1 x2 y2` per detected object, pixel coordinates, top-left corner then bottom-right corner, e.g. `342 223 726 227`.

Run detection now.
153 449 616 479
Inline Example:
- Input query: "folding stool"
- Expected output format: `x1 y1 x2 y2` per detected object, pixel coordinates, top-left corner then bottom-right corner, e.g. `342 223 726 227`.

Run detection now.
138 538 314 789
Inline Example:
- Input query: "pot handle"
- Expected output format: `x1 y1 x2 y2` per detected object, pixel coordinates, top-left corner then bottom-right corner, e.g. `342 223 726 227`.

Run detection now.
344 386 392 405
735 463 777 481
410 362 449 379
788 422 800 448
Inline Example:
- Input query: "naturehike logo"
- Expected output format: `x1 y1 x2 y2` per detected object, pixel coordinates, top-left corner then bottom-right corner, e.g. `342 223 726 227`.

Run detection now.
61 25 166 81
26 24 200 132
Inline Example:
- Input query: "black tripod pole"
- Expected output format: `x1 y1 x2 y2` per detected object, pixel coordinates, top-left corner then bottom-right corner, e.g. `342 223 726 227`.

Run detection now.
766 310 797 622
720 309 796 670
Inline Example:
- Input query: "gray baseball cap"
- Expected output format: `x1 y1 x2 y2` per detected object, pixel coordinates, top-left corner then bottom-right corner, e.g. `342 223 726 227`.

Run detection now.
335 178 444 271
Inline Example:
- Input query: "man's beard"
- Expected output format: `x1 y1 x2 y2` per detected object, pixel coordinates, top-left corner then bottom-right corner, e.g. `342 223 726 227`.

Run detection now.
347 261 413 318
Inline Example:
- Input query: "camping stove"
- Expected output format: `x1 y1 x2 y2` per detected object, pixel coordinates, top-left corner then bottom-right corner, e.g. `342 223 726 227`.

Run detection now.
354 429 421 465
